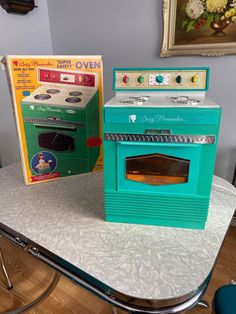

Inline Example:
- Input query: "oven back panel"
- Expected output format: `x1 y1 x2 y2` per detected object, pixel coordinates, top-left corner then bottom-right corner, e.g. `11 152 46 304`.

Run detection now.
113 67 209 92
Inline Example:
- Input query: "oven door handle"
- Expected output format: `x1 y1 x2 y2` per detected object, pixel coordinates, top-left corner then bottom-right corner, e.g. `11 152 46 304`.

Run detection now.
119 142 200 149
105 133 215 145
34 124 77 131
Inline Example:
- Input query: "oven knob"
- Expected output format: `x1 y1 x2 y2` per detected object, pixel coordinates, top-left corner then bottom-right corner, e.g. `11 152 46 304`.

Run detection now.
191 74 199 84
85 76 91 83
176 75 182 84
123 75 129 84
156 75 164 84
137 75 145 84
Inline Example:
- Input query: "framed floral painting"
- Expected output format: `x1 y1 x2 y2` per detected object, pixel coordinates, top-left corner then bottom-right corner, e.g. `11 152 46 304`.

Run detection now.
161 0 236 57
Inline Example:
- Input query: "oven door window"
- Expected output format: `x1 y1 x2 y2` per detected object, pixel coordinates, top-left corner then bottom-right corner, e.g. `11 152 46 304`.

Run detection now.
117 142 200 194
38 132 75 152
126 153 190 186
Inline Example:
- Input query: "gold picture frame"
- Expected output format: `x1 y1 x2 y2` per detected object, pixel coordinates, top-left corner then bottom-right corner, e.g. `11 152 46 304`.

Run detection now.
161 0 236 57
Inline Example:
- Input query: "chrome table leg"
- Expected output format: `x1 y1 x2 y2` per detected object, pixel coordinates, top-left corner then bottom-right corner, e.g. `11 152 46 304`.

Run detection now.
0 248 13 290
197 300 209 308
112 306 118 314
1 272 60 314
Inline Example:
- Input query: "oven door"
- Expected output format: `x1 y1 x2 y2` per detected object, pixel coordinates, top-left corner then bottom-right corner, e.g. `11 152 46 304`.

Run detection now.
35 124 76 152
117 142 200 194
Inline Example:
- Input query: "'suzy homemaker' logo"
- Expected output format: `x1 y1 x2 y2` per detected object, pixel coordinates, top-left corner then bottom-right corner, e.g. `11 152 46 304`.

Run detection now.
141 114 185 123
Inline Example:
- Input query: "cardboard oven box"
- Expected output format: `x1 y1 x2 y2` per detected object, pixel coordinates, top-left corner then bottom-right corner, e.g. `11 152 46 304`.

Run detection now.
2 55 103 185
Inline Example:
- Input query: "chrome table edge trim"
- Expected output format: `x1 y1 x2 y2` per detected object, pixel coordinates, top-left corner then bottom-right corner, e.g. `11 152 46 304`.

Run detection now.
0 223 211 313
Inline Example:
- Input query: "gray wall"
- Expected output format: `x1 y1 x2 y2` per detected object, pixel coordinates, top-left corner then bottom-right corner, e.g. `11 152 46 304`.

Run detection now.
47 0 236 182
0 0 233 181
0 0 52 167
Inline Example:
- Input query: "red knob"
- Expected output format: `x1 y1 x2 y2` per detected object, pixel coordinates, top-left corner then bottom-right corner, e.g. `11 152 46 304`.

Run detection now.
123 75 129 84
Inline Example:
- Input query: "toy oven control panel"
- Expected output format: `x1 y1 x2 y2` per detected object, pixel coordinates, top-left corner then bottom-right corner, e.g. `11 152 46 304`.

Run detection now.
38 68 96 87
114 68 209 91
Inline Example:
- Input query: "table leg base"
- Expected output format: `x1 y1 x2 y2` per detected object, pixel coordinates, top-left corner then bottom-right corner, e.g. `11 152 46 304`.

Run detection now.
197 300 209 308
0 248 13 290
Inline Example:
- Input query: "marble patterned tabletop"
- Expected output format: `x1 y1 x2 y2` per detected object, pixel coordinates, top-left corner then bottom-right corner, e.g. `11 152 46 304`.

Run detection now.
0 164 235 302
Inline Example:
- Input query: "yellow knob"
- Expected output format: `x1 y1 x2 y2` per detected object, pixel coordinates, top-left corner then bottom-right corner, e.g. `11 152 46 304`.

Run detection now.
191 74 198 84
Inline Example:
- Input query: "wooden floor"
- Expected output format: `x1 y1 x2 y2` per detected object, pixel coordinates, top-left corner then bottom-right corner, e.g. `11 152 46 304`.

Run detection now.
0 227 235 314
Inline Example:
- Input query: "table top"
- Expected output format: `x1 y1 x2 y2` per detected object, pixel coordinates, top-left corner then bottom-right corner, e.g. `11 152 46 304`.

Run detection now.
0 164 235 304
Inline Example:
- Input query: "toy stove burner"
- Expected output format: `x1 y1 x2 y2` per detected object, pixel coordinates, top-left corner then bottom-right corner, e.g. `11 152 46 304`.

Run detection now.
120 96 150 105
34 94 51 100
65 97 81 103
69 91 82 97
129 96 150 101
170 96 200 105
46 89 60 94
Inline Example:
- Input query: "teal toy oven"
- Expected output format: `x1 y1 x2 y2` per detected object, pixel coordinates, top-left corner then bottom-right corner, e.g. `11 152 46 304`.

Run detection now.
103 68 221 229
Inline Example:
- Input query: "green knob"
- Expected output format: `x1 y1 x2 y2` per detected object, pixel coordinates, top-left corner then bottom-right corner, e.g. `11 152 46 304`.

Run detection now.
156 75 164 84
176 75 182 84
137 75 145 84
